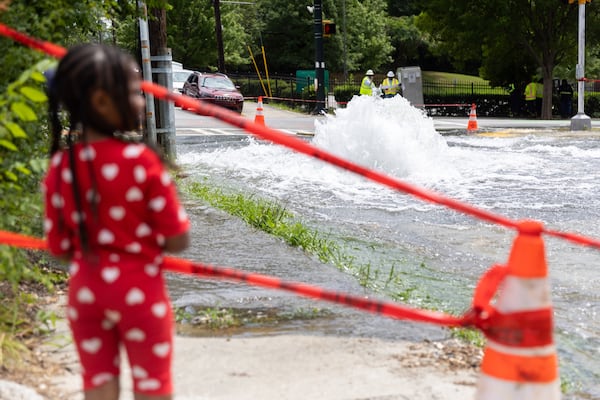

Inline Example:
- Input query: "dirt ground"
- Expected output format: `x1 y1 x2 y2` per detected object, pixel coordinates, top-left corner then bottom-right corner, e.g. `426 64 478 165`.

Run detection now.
2 290 482 400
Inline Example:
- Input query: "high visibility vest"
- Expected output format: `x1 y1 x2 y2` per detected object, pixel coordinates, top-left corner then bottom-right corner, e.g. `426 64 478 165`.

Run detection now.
524 82 536 101
381 78 400 95
360 76 374 95
536 82 543 99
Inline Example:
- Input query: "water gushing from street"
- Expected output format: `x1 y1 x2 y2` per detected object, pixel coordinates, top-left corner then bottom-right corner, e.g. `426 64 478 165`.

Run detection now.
174 95 600 398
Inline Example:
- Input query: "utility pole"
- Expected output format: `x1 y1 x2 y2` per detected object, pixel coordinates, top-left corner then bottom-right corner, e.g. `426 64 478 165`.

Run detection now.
137 1 157 145
148 5 176 159
571 0 592 131
312 0 326 114
214 0 226 72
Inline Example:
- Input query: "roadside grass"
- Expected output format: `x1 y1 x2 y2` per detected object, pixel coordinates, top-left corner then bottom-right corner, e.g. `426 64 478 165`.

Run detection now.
180 178 485 344
175 305 332 334
421 71 490 84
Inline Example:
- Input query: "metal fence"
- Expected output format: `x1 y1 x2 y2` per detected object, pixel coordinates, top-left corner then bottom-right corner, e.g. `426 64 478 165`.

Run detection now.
228 73 512 98
228 73 600 102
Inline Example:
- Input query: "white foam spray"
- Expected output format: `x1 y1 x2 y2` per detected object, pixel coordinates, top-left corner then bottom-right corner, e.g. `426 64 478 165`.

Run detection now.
312 95 458 182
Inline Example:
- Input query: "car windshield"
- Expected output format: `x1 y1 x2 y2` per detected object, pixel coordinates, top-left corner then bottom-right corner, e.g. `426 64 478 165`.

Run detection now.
203 77 236 90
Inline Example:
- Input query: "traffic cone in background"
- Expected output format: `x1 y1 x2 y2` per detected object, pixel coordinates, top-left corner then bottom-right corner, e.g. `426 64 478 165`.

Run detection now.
475 220 560 400
254 96 265 125
467 103 478 132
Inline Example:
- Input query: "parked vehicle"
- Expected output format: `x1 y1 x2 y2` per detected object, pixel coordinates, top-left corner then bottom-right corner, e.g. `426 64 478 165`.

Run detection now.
173 69 193 94
181 72 244 113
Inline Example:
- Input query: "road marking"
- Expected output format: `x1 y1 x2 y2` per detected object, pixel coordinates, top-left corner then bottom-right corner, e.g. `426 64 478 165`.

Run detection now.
177 128 306 137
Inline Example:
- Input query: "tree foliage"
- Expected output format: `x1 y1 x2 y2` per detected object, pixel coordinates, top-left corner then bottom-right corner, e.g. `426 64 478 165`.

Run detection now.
164 0 394 74
417 0 600 118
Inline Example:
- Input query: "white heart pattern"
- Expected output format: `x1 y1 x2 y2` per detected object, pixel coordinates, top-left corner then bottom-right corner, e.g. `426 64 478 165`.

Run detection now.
101 267 120 283
71 211 82 224
125 242 142 253
101 164 119 181
125 287 145 305
79 146 96 161
138 379 161 391
51 153 63 167
160 171 171 186
101 319 115 330
69 262 79 275
91 373 113 386
152 342 170 358
61 168 72 183
178 207 188 222
77 287 95 304
123 144 144 159
43 218 52 234
132 365 148 379
104 309 121 323
51 193 64 208
148 196 166 212
109 206 125 221
81 337 102 354
125 328 146 342
60 238 70 251
151 302 167 318
126 187 143 202
135 223 151 238
134 165 147 183
98 229 115 244
144 264 159 277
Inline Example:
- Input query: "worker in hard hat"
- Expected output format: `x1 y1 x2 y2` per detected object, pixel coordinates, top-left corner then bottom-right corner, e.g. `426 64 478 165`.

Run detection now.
359 69 376 96
380 70 400 98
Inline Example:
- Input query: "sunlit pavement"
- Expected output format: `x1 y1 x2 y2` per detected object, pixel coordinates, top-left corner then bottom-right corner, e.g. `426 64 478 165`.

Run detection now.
431 116 600 132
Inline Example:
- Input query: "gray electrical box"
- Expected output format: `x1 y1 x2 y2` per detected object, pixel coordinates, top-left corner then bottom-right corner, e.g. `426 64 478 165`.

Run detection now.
398 66 424 107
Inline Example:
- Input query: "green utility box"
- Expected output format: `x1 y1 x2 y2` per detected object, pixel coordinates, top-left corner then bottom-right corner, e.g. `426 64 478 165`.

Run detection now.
296 70 329 94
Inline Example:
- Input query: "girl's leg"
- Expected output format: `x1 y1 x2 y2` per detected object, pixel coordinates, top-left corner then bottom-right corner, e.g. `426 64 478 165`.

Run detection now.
134 393 172 400
84 378 119 400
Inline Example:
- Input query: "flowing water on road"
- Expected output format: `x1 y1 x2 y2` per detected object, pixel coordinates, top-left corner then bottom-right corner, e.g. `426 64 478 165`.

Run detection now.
172 95 599 398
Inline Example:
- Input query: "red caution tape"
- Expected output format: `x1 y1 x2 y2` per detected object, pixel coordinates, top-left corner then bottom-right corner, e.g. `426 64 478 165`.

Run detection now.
0 23 66 58
0 229 468 328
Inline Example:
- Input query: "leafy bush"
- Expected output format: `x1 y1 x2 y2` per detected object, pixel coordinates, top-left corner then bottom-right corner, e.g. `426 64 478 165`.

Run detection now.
0 58 55 286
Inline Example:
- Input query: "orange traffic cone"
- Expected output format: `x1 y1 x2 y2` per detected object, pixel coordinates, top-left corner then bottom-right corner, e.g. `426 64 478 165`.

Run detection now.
467 103 478 132
475 220 560 399
254 96 265 125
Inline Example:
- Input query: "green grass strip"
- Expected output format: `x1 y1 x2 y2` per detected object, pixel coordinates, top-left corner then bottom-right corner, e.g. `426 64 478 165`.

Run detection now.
184 180 353 269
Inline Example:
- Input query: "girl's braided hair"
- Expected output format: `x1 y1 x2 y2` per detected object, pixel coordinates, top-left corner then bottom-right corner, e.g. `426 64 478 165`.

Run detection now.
46 43 147 254
48 43 141 154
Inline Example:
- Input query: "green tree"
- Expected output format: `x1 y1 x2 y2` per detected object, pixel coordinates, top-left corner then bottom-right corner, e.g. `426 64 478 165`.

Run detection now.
0 0 127 89
417 0 598 119
342 0 392 74
166 0 251 72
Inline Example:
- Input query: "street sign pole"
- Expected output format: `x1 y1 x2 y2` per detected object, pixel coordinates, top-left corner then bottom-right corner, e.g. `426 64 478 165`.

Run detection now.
571 0 592 130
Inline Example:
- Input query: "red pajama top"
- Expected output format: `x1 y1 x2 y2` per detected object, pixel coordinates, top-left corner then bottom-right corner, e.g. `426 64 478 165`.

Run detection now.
42 138 190 395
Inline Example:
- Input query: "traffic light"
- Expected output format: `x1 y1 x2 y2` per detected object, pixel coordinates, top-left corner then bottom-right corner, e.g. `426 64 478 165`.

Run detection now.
323 20 336 37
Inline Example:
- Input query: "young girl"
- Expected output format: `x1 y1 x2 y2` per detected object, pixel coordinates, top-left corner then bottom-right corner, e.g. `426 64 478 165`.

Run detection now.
42 43 190 400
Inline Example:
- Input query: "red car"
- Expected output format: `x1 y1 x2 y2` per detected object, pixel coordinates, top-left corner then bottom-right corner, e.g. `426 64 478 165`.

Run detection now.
181 72 244 113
